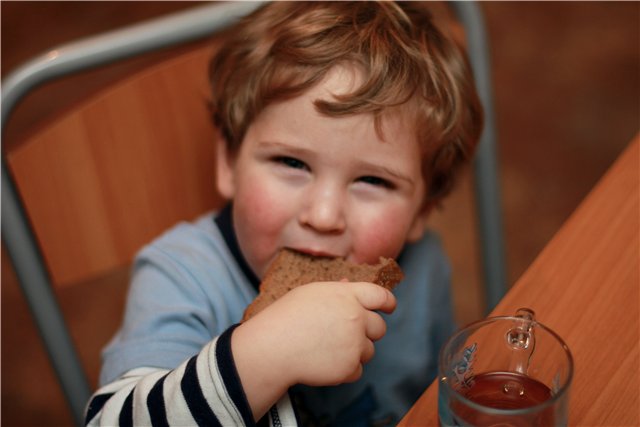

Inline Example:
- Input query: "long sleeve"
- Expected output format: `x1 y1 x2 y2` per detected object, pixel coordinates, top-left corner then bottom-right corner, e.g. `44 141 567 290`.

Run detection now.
86 326 298 426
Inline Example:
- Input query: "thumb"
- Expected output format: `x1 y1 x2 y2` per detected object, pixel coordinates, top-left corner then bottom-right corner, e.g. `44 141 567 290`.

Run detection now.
350 282 397 314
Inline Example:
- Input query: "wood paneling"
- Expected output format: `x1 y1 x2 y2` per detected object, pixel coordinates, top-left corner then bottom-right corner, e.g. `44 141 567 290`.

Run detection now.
7 45 225 287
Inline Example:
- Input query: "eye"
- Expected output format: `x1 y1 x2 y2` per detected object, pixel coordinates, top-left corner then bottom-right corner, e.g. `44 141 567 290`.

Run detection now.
358 176 394 189
275 156 309 171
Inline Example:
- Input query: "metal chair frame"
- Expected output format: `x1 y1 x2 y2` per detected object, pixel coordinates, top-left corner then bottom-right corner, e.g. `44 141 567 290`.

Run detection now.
1 2 505 425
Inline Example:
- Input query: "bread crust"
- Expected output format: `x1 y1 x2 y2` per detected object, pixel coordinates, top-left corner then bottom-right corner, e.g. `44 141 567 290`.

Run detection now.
242 249 404 321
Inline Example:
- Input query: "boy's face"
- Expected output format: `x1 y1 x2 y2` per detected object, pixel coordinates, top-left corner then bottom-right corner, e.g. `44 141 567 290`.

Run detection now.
217 67 428 279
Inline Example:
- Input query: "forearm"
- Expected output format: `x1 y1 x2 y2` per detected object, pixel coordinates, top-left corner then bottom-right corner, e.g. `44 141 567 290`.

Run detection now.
231 319 294 420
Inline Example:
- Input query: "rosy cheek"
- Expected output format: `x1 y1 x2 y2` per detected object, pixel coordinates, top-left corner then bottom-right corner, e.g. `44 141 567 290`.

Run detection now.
236 172 284 227
233 180 292 274
240 193 274 226
352 209 409 263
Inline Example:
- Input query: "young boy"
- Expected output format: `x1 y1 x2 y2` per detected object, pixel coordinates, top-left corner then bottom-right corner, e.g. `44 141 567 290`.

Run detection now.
86 2 482 426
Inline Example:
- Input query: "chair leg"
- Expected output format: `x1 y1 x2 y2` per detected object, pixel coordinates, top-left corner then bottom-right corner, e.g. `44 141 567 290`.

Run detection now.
2 165 91 426
449 1 508 312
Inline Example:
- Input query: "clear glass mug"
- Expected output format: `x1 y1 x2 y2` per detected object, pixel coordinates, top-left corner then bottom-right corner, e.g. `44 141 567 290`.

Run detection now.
438 308 573 427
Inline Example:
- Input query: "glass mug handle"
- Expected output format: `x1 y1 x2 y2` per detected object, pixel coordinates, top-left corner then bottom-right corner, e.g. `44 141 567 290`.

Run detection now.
506 308 536 375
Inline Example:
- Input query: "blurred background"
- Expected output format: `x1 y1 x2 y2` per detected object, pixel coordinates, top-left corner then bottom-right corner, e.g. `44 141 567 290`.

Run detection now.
2 2 638 426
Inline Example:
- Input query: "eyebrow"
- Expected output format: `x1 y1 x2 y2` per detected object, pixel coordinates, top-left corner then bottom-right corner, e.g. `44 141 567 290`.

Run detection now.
257 140 312 156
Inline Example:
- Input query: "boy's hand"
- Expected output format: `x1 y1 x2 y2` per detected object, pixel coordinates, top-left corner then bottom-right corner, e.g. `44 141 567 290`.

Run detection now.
231 281 397 420
268 281 397 385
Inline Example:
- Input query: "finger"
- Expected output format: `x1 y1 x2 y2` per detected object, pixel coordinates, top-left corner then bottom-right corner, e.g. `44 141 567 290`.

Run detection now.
350 282 397 313
344 363 364 383
365 311 387 341
361 339 375 364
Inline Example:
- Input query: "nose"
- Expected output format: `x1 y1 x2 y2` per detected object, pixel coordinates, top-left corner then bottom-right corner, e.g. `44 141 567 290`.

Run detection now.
298 183 346 234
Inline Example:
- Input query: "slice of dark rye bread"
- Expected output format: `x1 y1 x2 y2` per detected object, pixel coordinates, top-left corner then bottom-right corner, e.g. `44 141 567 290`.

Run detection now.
242 249 404 321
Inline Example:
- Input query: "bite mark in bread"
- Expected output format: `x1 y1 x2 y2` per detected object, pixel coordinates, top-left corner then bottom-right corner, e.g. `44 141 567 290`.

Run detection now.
242 249 404 321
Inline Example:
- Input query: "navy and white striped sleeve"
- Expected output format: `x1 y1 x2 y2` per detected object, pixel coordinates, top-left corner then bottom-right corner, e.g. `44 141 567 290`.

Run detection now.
85 326 297 426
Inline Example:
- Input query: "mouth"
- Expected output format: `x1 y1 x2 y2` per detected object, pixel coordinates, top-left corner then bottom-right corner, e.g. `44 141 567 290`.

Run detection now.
287 247 342 259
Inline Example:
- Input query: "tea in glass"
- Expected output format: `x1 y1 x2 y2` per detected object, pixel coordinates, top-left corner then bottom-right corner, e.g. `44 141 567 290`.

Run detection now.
438 308 573 427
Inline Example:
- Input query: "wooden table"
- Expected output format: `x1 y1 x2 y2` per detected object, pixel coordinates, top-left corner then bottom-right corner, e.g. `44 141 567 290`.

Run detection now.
399 135 639 426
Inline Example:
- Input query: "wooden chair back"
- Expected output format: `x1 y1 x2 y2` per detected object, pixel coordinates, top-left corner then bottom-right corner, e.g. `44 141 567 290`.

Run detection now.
6 44 224 287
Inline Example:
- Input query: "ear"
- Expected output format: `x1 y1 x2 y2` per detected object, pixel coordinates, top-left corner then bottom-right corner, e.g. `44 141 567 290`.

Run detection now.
215 135 236 199
406 203 434 243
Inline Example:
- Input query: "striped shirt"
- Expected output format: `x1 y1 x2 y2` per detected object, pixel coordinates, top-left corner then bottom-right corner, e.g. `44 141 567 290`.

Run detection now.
86 326 297 426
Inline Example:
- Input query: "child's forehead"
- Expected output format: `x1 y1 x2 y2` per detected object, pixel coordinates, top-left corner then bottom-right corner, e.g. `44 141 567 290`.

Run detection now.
310 64 420 134
252 75 419 150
